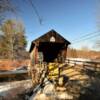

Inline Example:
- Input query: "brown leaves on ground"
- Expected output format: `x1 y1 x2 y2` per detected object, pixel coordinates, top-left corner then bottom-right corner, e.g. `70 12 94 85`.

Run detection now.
0 59 29 71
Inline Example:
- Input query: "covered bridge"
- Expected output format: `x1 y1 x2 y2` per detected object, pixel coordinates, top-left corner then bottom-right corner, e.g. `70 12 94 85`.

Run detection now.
29 30 71 63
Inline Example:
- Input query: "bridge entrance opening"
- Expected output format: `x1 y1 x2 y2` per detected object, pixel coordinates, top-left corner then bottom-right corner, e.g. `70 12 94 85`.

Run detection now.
38 42 65 62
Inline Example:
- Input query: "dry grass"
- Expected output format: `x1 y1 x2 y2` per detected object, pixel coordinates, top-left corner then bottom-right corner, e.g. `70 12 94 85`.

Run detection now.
0 59 29 71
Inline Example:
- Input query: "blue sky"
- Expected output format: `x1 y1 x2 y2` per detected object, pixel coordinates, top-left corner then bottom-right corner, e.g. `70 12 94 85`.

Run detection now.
11 0 100 51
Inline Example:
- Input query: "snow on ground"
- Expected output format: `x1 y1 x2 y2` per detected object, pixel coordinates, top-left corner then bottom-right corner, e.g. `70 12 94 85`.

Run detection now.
0 80 32 97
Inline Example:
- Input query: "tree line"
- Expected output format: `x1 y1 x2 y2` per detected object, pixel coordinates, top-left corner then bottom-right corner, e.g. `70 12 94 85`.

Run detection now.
67 47 100 59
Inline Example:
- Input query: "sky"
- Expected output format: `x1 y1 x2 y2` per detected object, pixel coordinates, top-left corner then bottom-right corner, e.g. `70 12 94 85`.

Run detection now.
9 0 100 51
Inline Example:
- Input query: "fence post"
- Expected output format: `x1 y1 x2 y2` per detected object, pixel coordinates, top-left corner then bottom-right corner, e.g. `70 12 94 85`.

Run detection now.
58 66 60 77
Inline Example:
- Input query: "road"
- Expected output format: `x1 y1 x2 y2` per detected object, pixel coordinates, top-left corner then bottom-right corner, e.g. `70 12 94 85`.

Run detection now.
0 79 32 97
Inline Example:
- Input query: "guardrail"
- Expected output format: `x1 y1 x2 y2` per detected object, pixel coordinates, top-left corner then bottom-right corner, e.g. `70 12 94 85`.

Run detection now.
66 58 100 72
0 59 100 80
0 70 28 81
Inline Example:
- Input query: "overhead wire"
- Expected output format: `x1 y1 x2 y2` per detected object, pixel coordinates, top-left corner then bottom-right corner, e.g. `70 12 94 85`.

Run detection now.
25 0 42 25
72 31 100 43
71 33 100 44
71 30 100 42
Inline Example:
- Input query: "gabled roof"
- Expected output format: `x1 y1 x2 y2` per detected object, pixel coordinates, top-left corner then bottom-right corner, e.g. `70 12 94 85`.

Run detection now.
29 29 71 52
33 29 71 44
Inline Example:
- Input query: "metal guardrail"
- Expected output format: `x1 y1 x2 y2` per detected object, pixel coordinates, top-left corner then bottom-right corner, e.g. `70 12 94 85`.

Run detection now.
0 70 28 78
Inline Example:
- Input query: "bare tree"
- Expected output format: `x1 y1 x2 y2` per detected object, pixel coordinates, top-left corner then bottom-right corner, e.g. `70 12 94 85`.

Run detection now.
0 19 27 60
0 0 16 23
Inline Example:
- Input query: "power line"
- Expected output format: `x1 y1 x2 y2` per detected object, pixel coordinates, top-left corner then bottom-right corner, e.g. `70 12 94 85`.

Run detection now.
72 30 100 42
25 0 42 25
71 33 100 45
